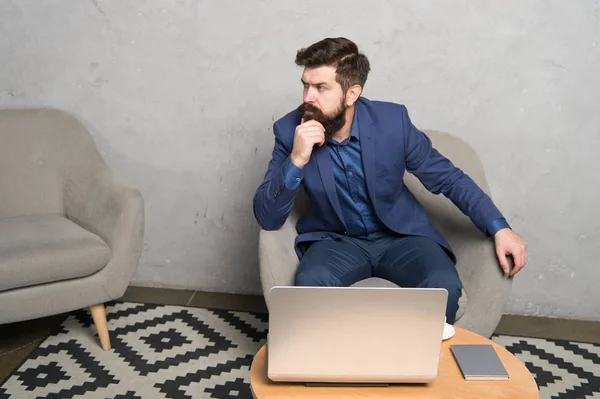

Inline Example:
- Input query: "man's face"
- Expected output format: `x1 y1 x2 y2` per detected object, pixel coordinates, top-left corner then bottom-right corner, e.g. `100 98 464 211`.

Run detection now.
298 66 347 140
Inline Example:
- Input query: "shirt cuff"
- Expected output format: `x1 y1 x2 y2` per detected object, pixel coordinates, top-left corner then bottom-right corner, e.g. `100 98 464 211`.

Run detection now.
283 156 304 190
487 218 511 236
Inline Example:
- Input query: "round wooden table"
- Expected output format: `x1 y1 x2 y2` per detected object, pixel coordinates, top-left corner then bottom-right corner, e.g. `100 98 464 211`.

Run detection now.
250 326 539 398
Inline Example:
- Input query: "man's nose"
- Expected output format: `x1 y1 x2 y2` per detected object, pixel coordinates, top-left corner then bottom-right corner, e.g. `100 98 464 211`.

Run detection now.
303 88 317 104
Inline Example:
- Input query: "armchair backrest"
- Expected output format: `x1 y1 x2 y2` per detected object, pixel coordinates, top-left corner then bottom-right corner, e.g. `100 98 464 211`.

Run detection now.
403 130 496 271
0 108 104 219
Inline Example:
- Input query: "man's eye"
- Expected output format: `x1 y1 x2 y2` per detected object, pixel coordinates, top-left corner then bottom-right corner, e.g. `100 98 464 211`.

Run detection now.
318 86 325 91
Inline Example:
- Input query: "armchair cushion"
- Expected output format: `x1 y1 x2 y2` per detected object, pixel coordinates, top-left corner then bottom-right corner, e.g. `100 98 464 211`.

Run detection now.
0 214 110 292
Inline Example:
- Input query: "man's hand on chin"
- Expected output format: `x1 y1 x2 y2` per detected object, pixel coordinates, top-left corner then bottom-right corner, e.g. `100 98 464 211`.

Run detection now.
494 228 528 276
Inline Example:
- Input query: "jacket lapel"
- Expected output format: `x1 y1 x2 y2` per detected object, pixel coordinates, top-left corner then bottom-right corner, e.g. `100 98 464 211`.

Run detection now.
314 144 346 227
357 101 377 205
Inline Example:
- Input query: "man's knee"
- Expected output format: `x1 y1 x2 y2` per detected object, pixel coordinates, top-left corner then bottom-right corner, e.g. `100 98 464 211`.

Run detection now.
426 269 463 301
439 272 462 294
294 264 341 287
424 268 462 324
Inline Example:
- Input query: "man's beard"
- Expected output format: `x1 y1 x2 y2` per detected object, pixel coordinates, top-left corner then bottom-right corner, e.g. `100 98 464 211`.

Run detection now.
298 99 347 142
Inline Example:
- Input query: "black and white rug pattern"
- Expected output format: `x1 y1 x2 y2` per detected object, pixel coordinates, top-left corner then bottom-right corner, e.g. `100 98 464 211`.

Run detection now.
0 301 598 399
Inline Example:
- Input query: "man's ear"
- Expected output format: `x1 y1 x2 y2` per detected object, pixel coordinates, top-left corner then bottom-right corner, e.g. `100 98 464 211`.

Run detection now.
345 84 362 106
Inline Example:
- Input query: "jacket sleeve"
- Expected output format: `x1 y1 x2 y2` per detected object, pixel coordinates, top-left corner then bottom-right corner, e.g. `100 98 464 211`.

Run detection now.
401 105 506 235
253 121 301 230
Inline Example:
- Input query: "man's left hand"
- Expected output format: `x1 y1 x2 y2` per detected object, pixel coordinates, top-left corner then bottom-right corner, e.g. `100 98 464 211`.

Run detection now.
494 228 528 276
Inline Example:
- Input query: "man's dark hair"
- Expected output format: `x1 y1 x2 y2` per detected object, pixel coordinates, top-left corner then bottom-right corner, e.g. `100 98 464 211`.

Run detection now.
295 37 370 94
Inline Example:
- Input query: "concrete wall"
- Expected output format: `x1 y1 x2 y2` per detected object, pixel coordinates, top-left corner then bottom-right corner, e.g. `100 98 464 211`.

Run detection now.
1 0 598 321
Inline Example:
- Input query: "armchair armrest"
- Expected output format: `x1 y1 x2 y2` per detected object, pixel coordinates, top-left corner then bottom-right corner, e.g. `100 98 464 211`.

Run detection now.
63 159 144 299
258 208 301 310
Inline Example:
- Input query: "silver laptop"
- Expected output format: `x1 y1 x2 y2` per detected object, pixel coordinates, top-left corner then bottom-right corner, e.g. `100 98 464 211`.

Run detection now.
267 286 448 385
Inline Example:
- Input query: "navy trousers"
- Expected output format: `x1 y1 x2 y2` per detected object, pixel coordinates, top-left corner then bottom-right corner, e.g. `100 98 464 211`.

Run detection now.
294 234 463 324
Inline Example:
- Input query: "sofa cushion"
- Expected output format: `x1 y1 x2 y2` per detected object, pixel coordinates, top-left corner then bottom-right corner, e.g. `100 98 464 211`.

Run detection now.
0 214 110 292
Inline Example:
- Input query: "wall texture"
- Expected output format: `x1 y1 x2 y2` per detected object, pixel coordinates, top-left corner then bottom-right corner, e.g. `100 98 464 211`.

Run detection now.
1 0 598 320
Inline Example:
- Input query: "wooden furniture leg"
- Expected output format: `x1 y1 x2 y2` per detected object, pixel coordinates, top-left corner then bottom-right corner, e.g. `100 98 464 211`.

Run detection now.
89 303 111 351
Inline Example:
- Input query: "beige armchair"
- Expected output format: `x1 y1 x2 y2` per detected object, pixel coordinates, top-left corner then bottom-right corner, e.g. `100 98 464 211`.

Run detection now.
0 108 144 350
258 130 512 338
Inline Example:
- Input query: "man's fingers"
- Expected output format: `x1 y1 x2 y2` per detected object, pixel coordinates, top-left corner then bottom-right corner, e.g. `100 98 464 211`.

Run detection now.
510 256 525 276
316 135 325 147
510 265 522 276
511 250 527 276
302 129 326 141
308 133 325 147
300 119 325 131
298 127 325 137
302 127 325 135
496 250 510 275
510 249 526 276
494 231 528 277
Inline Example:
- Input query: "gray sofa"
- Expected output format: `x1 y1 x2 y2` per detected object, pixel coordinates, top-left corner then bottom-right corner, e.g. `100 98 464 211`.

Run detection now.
258 130 512 338
0 108 144 351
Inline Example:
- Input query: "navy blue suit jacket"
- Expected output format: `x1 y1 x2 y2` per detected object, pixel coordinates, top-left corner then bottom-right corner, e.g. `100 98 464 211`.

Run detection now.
253 97 505 263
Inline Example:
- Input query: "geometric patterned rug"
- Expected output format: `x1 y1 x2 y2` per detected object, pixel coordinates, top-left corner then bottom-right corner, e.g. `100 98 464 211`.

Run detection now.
493 336 600 399
0 301 598 399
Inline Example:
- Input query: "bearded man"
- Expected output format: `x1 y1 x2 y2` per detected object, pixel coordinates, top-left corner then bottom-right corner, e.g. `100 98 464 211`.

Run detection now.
252 37 527 324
